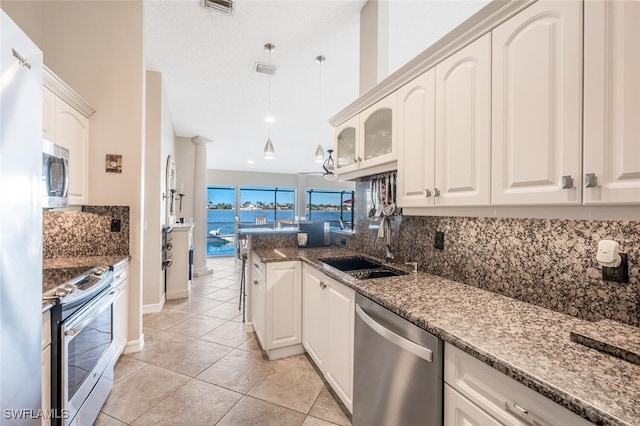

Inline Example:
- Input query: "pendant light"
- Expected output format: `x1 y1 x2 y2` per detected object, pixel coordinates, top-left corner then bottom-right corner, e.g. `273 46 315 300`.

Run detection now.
323 149 336 180
314 55 326 163
263 43 276 159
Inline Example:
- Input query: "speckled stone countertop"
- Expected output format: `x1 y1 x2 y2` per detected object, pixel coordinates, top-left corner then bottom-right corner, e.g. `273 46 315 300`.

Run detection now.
43 255 131 292
252 247 640 426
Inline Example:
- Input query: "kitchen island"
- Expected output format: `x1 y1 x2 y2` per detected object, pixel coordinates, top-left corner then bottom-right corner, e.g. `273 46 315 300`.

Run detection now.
252 246 640 426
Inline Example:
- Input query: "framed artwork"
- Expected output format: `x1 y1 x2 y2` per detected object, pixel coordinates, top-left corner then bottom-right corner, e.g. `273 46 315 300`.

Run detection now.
106 154 122 173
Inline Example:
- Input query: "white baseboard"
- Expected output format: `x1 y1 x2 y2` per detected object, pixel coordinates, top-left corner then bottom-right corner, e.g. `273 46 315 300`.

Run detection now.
142 294 166 314
124 333 144 354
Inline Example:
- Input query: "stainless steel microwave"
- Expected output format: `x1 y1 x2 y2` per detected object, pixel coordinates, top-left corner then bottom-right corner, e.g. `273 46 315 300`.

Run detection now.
42 140 69 208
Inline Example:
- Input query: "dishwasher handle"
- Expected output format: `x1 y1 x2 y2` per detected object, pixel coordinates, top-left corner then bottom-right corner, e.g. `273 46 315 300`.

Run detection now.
356 304 433 362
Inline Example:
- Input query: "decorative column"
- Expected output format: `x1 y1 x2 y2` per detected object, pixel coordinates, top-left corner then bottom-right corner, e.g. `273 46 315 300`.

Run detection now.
191 135 212 276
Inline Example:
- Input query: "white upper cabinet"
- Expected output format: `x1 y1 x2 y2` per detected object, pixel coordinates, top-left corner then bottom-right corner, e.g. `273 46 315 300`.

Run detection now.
335 93 397 179
397 69 436 207
360 93 397 169
398 34 490 208
55 97 89 205
435 33 491 207
491 0 583 205
583 0 640 204
335 115 360 175
42 87 55 142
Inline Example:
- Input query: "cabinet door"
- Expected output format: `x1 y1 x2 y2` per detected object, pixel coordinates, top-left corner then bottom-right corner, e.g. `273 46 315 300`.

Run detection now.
265 261 301 350
584 0 640 204
42 87 55 142
251 265 266 349
302 265 328 369
491 0 582 205
445 385 501 426
435 34 491 207
397 69 436 208
113 273 129 362
326 278 355 413
335 115 360 174
55 97 89 205
41 345 51 426
360 93 398 169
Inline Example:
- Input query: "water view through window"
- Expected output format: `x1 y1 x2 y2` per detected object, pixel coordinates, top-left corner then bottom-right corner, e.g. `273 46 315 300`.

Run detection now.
206 186 355 257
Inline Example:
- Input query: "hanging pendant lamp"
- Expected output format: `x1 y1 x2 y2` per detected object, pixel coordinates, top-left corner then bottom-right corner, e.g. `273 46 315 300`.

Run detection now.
314 144 325 163
313 55 328 164
263 43 276 159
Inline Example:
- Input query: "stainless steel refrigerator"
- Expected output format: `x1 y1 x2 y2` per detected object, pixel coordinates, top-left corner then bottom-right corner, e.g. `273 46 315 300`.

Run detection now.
1 10 43 425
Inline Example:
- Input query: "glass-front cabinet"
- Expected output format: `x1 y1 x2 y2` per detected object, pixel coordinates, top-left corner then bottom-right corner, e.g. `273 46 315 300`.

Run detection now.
334 92 397 178
335 115 359 174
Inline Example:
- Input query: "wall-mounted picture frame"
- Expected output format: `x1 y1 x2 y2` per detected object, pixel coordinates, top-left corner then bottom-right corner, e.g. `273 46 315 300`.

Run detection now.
106 154 122 173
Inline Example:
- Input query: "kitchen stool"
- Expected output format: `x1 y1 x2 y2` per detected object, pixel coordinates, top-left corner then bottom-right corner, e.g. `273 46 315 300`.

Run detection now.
237 235 248 322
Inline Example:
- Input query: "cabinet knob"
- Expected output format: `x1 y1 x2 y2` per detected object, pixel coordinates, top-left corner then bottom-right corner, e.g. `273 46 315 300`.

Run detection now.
424 189 432 198
253 263 259 268
357 156 362 162
433 188 440 197
561 175 574 189
165 243 173 251
585 173 598 188
319 281 327 290
253 279 259 285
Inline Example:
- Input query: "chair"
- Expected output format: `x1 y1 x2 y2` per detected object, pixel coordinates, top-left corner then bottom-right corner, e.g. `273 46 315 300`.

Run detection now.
236 234 248 322
254 215 267 225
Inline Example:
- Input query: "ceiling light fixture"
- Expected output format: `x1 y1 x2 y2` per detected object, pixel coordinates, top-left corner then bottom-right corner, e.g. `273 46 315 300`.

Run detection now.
323 149 336 181
314 55 326 164
263 43 276 160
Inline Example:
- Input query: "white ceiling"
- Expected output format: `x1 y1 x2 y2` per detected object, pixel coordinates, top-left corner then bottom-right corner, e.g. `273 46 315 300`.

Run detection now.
144 0 366 175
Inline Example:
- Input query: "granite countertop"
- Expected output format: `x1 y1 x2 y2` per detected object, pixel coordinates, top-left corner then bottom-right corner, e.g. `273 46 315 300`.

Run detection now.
43 255 131 292
252 247 640 425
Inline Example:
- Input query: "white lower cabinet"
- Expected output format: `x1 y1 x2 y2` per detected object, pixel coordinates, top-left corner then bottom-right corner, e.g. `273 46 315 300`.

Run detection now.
250 255 304 360
302 264 355 412
444 343 591 426
112 261 130 362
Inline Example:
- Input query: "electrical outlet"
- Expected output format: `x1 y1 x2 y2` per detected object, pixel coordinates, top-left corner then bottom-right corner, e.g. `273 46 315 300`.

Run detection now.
434 231 445 250
110 218 121 232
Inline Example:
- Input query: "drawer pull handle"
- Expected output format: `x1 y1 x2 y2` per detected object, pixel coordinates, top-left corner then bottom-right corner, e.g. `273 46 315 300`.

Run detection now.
505 401 549 426
585 173 598 188
433 188 440 197
253 279 259 285
561 175 573 189
424 189 431 198
319 281 327 290
253 263 259 268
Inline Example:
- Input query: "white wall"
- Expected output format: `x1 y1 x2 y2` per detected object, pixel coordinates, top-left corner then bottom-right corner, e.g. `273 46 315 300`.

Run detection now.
175 136 195 222
3 0 146 350
144 71 175 309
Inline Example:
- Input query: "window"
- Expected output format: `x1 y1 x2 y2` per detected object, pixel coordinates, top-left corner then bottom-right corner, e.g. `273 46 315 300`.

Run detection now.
306 189 355 230
239 186 295 224
206 186 236 256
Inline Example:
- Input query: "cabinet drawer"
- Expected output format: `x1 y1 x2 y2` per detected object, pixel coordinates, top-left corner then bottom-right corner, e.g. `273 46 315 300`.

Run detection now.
445 384 501 426
445 343 591 426
251 252 264 276
113 262 129 287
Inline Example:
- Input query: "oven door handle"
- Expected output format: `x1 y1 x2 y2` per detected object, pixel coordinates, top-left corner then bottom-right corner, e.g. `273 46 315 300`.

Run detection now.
64 288 118 337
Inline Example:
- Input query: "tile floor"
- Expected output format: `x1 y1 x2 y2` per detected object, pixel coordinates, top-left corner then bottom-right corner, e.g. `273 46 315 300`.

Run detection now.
97 257 352 426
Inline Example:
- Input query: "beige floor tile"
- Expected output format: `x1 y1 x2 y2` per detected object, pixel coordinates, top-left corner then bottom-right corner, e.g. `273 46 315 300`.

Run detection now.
309 388 351 426
188 284 219 298
201 301 242 321
94 413 128 426
165 314 227 338
197 348 277 393
248 358 324 414
206 287 240 303
129 329 231 376
217 395 305 426
101 365 190 424
114 355 148 383
163 296 225 315
302 416 340 426
131 379 242 426
143 308 196 330
200 319 252 347
285 353 312 365
237 336 264 353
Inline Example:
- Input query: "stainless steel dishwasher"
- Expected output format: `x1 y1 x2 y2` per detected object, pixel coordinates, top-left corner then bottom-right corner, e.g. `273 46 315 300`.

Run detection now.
354 293 443 426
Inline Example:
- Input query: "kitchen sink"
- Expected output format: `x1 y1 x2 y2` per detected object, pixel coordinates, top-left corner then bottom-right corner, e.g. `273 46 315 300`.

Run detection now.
320 257 408 280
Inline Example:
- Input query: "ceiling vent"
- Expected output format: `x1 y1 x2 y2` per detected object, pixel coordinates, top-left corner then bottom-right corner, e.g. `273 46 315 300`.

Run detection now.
201 0 234 14
255 62 278 76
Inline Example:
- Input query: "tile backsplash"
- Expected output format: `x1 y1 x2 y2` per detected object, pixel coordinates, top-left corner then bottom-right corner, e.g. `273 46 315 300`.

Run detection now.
348 182 640 326
43 206 130 258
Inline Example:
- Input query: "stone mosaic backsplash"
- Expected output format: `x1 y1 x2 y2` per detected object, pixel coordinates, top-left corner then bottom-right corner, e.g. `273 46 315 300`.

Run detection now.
347 183 640 326
43 206 130 258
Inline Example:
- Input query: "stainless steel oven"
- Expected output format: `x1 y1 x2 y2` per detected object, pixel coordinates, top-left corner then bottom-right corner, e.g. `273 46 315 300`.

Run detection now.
61 286 117 425
45 266 116 426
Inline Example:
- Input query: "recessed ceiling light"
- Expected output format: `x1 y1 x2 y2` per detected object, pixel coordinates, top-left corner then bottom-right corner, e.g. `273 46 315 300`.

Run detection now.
265 116 275 123
247 160 255 164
